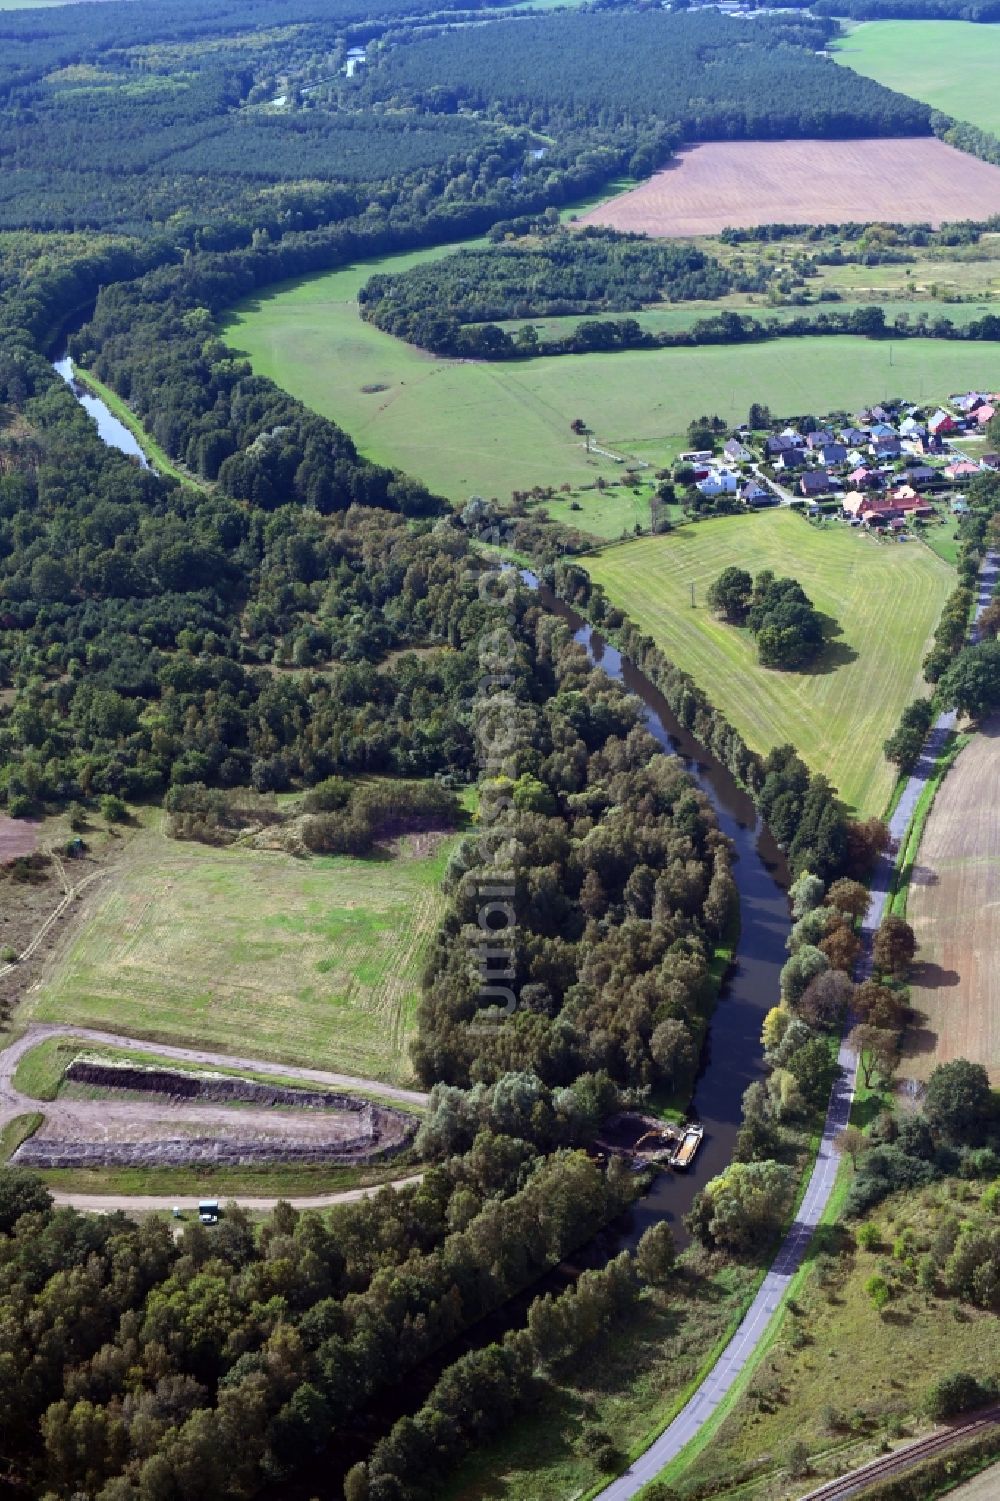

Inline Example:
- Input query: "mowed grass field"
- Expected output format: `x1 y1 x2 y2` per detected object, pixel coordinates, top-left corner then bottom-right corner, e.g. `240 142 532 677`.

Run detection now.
224 256 1000 503
833 21 1000 136
26 823 457 1085
905 720 1000 1084
585 511 954 817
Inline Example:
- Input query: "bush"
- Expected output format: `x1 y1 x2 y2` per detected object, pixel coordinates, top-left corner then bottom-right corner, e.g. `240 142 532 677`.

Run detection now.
100 793 127 823
926 1371 996 1421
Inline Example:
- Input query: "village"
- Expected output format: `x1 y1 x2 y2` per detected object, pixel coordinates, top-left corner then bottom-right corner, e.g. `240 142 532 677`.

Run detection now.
682 389 999 536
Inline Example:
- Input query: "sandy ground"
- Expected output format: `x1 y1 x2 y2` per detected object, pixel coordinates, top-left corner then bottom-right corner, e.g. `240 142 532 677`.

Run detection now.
578 138 1000 237
948 1459 1000 1499
904 718 1000 1084
0 816 39 858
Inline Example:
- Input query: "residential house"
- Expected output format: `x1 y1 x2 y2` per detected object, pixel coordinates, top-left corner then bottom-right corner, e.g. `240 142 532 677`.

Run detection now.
776 449 806 471
976 403 996 428
697 468 739 496
870 435 902 458
842 491 877 519
820 442 848 466
911 432 945 455
859 405 892 426
944 460 981 481
928 408 958 436
805 430 834 450
981 453 1000 472
846 448 865 469
869 422 897 439
951 495 970 514
848 465 880 489
903 464 938 486
899 417 926 439
800 470 830 498
765 434 798 458
740 479 775 507
953 392 989 414
840 427 867 447
724 439 752 463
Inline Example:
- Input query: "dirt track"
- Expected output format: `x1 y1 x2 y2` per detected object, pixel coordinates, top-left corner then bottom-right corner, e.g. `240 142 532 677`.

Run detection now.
47 1176 424 1214
905 717 1000 1083
578 138 1000 237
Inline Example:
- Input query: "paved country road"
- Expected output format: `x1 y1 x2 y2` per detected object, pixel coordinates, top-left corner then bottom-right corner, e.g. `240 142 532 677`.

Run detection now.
593 556 998 1501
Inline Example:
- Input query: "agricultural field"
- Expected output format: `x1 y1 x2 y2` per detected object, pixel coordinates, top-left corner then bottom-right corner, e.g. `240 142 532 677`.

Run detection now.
24 820 458 1085
833 21 1000 137
224 259 1000 503
904 721 1000 1084
584 511 954 818
577 139 1000 238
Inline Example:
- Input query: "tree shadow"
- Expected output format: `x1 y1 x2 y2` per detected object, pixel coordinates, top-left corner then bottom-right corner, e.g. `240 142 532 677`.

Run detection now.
910 961 961 989
907 864 938 888
796 615 860 676
903 1022 940 1058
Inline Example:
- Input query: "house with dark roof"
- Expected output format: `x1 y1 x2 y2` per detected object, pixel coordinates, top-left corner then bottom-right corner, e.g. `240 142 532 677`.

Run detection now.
870 435 902 458
800 470 831 497
840 427 867 447
819 442 847 467
776 448 806 471
740 479 775 507
765 434 797 458
805 430 834 450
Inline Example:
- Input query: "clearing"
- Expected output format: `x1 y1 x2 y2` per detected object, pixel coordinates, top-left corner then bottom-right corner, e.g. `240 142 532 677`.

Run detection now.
584 510 953 818
904 719 1000 1084
576 139 1000 238
223 257 1000 502
22 820 457 1086
833 21 1000 137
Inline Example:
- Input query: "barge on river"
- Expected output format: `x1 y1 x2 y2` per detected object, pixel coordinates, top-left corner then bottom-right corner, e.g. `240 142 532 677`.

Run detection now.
596 1112 704 1173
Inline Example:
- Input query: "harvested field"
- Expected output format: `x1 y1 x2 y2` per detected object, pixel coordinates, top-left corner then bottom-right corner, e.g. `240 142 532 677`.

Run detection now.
0 815 39 859
577 139 1000 237
904 719 1000 1084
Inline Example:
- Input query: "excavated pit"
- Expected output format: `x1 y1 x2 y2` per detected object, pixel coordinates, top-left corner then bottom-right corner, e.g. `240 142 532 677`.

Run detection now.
14 1057 416 1169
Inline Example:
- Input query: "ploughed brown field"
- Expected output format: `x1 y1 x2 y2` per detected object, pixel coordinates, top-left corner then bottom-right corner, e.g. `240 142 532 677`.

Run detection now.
578 138 1000 237
905 721 1000 1085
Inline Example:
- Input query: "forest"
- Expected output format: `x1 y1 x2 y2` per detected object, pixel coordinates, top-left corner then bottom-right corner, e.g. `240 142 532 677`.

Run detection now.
364 10 933 140
358 226 749 352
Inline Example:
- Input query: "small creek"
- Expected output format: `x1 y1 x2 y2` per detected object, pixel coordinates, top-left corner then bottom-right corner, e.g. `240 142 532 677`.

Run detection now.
52 352 150 468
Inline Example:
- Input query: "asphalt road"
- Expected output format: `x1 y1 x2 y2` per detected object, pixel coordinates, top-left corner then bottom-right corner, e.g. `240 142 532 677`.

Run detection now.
593 552 998 1501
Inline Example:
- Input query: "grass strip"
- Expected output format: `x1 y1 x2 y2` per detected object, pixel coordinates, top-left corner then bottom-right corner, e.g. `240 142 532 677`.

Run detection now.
73 368 203 488
0 1112 44 1162
888 730 970 918
13 1036 426 1114
36 1159 406 1199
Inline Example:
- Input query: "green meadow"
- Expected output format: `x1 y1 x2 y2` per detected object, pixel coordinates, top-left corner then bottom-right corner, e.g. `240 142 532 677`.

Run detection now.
28 821 458 1085
224 249 1000 505
833 20 1000 135
585 510 954 818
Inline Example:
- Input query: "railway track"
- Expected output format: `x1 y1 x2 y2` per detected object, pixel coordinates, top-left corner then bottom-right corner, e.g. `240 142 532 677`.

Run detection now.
799 1406 1000 1500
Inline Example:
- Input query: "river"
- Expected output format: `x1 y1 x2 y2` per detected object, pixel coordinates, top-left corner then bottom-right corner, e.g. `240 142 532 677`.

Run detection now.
58 301 793 1491
52 352 150 468
531 578 791 1243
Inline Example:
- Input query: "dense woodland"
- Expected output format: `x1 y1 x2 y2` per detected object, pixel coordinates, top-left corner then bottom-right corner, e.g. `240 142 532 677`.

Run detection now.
1 3 995 1499
364 11 932 140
